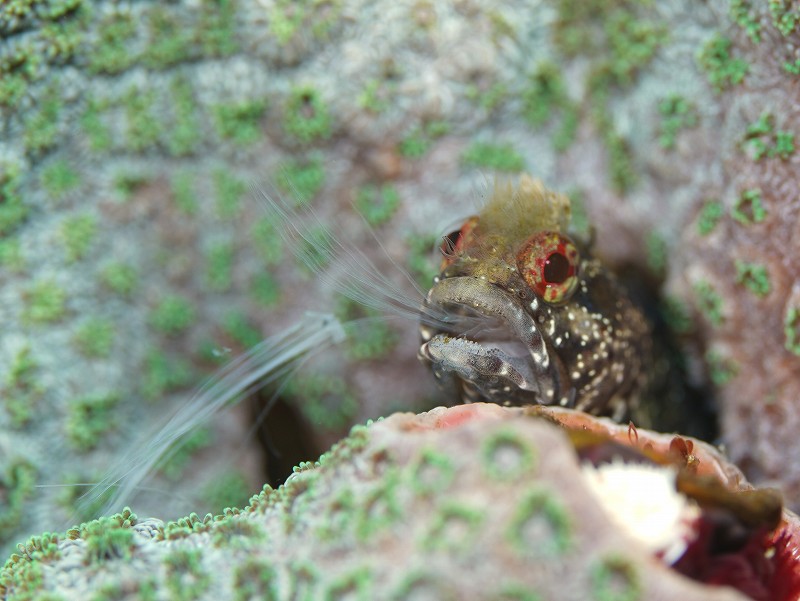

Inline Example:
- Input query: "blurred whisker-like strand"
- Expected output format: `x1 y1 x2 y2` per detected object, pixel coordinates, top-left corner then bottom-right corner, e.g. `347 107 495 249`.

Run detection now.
256 188 466 330
72 312 346 523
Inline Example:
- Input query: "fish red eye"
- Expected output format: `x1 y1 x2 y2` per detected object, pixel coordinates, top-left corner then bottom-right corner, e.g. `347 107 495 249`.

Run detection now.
440 215 479 269
516 231 580 303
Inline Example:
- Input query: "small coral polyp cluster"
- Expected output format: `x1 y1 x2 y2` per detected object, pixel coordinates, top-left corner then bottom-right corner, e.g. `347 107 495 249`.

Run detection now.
2 405 798 601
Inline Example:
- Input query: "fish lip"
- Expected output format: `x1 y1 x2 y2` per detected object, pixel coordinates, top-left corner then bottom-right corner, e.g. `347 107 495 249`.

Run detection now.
419 276 564 404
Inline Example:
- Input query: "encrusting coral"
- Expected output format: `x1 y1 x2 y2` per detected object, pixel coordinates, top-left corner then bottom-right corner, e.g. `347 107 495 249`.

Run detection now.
6 0 800 572
2 404 798 601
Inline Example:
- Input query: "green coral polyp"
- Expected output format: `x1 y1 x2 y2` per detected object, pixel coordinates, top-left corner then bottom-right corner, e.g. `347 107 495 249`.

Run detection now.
168 79 202 157
697 200 724 235
23 280 67 324
590 554 642 601
277 155 326 205
661 296 693 335
210 515 263 548
423 503 485 553
142 7 193 70
0 161 27 236
355 469 402 541
23 94 62 156
213 100 268 145
735 260 771 297
645 231 667 276
354 183 400 227
164 549 210 601
287 372 358 430
507 489 571 557
410 448 455 495
233 558 279 601
398 120 450 158
482 429 537 480
497 584 542 601
87 12 137 75
391 573 455 601
149 295 196 335
204 471 252 514
14 533 60 564
317 488 356 541
73 318 115 358
66 392 120 451
0 460 36 542
284 86 332 144
732 189 766 225
462 141 525 172
100 262 138 297
705 350 739 387
657 95 698 150
325 567 372 601
250 271 281 307
223 311 262 349
4 346 43 427
123 88 160 152
81 518 134 564
693 280 724 326
60 213 97 262
784 306 800 356
213 169 245 218
730 0 762 43
268 0 342 46
141 349 193 400
521 62 578 151
205 243 234 292
251 216 284 265
162 513 213 541
697 35 748 91
80 99 112 152
41 160 79 199
769 0 800 36
288 562 319 601
743 112 795 160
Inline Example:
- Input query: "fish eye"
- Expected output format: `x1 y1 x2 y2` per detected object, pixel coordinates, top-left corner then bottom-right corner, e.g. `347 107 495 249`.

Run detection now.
440 215 479 268
516 231 580 304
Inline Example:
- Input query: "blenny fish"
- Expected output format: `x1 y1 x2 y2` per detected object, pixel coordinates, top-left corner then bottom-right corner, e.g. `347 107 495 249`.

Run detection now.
79 175 658 517
419 175 653 424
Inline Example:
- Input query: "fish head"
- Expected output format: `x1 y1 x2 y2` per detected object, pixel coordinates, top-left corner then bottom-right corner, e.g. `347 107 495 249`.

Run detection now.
419 175 650 420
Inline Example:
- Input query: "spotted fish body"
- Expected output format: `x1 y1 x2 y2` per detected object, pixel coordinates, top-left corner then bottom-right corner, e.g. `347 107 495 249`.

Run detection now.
419 176 652 423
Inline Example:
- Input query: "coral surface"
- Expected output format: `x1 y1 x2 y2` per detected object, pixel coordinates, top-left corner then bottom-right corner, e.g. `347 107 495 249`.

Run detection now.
3 0 800 565
5 404 794 601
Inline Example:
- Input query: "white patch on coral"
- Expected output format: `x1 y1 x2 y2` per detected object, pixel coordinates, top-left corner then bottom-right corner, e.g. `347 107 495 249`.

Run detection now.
581 461 699 564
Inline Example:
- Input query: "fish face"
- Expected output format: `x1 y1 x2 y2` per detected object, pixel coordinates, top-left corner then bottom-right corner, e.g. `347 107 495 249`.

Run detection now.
419 176 651 421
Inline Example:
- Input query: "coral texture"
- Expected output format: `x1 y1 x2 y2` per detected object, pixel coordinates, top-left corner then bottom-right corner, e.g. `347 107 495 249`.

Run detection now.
2 404 781 601
4 0 800 560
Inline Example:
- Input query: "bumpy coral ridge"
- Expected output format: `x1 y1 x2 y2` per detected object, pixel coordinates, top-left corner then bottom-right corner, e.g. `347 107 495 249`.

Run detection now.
1 404 776 601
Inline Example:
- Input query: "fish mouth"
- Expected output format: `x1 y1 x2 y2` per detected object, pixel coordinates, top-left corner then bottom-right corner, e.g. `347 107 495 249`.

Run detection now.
419 276 566 405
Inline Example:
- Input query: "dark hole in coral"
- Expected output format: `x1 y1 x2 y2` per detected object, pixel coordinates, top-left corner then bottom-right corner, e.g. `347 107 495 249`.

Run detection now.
738 199 756 222
616 261 719 442
249 393 322 488
299 94 316 119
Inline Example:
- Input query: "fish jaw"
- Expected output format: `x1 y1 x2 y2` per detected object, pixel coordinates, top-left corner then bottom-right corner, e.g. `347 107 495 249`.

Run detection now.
418 275 569 406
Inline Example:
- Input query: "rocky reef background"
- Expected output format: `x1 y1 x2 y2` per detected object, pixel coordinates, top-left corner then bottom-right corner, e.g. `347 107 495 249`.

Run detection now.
1 0 799 561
